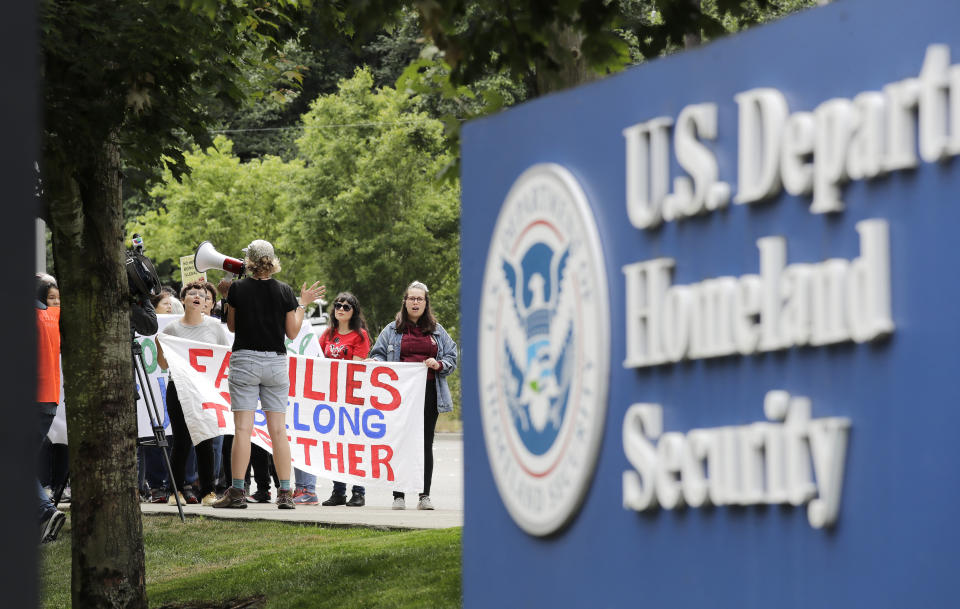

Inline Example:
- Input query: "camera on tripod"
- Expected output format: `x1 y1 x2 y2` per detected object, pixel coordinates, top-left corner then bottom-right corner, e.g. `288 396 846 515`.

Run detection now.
125 233 162 300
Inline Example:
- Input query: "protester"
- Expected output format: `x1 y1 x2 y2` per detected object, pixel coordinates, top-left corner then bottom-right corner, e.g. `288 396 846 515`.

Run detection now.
201 281 217 316
369 281 458 510
212 240 324 509
296 292 371 507
152 286 183 315
37 280 70 503
35 274 66 542
156 281 232 506
200 280 225 488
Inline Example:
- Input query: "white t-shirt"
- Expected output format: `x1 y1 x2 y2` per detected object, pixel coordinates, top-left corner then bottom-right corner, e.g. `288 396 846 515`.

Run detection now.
160 316 231 347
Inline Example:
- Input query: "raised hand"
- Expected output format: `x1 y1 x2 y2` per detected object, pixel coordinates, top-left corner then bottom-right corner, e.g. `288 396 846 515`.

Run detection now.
299 281 326 306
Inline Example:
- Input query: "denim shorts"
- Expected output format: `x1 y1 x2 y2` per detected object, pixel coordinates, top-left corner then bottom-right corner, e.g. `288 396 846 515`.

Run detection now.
228 350 289 413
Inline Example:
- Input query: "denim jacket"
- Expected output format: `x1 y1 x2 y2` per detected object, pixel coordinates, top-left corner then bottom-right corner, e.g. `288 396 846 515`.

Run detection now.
369 321 458 413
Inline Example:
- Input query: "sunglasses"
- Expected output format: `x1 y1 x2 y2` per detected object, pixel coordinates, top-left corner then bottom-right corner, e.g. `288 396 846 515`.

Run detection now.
334 302 353 311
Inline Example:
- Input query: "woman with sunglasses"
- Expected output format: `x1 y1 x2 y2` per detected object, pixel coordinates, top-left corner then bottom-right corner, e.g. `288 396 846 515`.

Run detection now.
295 292 372 506
369 281 458 510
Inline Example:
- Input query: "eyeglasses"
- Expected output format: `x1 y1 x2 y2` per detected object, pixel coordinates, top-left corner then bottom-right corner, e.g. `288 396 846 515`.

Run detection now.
185 290 205 297
334 302 353 311
406 296 426 303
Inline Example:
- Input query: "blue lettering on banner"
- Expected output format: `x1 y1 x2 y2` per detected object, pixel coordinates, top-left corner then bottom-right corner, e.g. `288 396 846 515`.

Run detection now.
339 407 361 436
363 409 386 439
254 409 267 427
292 401 310 431
156 376 169 427
313 403 335 434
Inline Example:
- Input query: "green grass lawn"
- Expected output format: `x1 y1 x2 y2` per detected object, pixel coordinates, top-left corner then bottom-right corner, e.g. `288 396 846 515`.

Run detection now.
40 514 462 609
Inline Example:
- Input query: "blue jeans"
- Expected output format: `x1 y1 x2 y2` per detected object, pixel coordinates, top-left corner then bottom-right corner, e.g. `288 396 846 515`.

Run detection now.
36 403 58 522
294 468 316 493
211 435 224 487
333 481 365 496
139 439 172 490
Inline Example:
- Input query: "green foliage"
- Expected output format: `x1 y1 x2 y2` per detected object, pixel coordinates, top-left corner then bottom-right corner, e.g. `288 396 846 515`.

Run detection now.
129 69 461 341
127 137 307 285
282 68 461 336
41 0 305 183
40 515 462 609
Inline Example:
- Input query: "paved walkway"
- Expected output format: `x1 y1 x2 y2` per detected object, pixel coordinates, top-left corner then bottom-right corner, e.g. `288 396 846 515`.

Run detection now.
139 433 463 530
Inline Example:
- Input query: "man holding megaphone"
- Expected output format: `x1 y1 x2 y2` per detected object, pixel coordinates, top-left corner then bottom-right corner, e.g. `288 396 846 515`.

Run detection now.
195 239 324 510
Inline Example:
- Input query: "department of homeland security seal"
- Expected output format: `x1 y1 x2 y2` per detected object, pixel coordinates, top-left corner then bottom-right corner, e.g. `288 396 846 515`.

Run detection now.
479 163 610 536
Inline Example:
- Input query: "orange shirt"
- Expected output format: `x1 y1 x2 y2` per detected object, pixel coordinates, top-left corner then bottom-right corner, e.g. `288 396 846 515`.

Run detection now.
37 305 61 403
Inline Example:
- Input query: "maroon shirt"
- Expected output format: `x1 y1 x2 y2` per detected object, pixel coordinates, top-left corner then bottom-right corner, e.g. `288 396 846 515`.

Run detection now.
401 325 439 379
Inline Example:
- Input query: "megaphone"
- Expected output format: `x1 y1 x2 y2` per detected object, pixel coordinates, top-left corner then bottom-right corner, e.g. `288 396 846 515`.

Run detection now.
194 241 245 276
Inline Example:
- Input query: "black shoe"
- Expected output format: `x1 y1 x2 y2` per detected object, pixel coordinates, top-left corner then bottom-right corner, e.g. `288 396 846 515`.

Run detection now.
322 492 347 506
250 488 272 503
183 486 200 505
40 511 66 543
346 491 365 507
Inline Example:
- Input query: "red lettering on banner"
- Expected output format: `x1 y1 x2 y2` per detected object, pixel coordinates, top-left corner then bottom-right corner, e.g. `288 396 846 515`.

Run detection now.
214 352 230 389
189 348 214 373
218 391 231 404
202 402 230 427
348 443 366 477
370 367 402 411
303 359 326 400
345 363 365 405
297 437 318 466
288 357 297 397
371 445 395 481
253 427 273 448
329 361 339 402
323 440 345 473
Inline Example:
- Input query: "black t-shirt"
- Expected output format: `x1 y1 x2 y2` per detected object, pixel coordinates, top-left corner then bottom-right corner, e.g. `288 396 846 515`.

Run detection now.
227 277 298 354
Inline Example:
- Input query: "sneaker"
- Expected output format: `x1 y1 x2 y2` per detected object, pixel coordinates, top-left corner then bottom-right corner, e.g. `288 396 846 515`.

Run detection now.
294 491 318 505
212 486 247 509
40 510 66 544
200 492 218 506
346 491 365 507
292 488 305 499
250 488 272 503
392 496 406 510
322 492 347 506
149 488 168 504
417 495 435 510
183 486 200 505
276 489 296 510
167 491 185 506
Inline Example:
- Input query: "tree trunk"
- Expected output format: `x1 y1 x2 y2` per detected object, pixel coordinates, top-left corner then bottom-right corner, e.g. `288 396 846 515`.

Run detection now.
534 26 595 95
46 134 148 609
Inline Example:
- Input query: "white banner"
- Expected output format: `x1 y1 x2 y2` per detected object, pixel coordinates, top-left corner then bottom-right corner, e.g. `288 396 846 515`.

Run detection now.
50 313 325 443
158 334 427 492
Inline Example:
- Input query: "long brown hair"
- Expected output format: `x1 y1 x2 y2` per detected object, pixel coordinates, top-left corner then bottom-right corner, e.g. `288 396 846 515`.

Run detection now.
322 291 369 342
395 280 437 334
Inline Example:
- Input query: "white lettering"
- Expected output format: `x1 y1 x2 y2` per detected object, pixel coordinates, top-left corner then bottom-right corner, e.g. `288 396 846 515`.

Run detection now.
621 391 850 529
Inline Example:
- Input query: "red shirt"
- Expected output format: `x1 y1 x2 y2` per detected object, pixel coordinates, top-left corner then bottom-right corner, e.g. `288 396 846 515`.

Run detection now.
401 325 439 379
37 306 61 403
319 328 370 361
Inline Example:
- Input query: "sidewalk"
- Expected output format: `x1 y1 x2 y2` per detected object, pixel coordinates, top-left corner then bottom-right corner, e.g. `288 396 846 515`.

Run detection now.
139 432 463 530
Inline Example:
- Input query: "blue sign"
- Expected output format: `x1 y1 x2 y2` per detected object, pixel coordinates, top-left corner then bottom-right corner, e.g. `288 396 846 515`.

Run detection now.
461 0 960 607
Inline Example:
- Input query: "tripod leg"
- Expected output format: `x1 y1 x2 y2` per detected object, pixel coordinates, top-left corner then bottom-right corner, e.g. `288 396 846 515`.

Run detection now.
133 342 185 522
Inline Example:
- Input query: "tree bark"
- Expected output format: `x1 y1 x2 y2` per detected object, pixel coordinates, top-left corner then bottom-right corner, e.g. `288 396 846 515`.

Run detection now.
46 133 148 609
535 26 595 95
